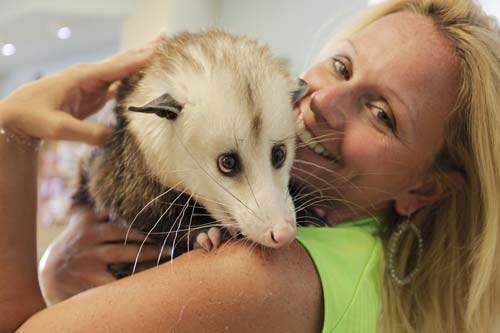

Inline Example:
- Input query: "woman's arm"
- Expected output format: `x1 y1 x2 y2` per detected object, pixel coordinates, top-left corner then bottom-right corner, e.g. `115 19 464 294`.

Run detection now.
38 206 172 305
0 127 44 332
21 242 323 332
0 45 156 332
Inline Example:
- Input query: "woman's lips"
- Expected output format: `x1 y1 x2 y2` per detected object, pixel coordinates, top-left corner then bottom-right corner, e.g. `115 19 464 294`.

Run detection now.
295 107 341 164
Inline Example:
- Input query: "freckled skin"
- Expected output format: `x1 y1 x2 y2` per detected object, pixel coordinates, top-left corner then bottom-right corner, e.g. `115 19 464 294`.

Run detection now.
293 12 459 223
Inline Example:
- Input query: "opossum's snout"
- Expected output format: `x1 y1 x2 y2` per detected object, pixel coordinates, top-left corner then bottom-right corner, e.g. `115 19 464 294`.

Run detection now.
240 197 297 249
265 217 296 248
225 184 297 249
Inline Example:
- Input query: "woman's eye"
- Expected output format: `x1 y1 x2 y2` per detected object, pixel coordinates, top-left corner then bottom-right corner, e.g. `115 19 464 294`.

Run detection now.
332 58 350 80
217 153 241 176
369 105 396 131
271 144 287 169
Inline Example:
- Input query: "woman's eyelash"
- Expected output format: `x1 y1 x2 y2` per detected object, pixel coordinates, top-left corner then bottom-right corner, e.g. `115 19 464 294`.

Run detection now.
331 57 398 135
332 58 351 80
368 104 396 132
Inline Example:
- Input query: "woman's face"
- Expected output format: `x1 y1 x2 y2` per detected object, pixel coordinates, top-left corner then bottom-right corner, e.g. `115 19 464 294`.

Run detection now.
293 11 459 222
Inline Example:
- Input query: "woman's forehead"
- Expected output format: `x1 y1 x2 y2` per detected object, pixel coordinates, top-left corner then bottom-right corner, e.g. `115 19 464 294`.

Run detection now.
349 11 459 121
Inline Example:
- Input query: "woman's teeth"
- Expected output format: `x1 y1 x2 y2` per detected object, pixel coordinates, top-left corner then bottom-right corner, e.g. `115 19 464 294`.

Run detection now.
296 114 336 160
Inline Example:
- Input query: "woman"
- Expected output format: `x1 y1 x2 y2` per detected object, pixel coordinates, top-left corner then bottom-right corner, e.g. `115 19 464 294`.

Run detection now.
1 0 499 331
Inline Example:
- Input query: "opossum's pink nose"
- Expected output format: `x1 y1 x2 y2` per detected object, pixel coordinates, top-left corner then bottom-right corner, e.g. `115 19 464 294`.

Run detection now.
269 222 296 248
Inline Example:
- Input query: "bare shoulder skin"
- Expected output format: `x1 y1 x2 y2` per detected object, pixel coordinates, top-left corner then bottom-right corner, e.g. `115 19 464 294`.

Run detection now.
20 242 323 332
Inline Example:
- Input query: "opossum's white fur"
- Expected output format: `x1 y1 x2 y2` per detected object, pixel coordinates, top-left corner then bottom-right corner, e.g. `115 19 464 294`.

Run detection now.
124 31 298 247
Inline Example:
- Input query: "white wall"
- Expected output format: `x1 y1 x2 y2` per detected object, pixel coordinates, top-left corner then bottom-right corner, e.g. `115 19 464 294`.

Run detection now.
480 0 500 18
217 0 369 76
2 0 498 98
0 0 370 97
0 46 118 99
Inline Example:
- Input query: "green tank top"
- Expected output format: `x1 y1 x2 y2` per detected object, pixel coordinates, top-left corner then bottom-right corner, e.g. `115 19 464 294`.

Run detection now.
296 217 382 333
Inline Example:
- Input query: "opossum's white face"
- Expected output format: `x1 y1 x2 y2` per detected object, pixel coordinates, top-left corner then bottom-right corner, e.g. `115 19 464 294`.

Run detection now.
125 34 304 248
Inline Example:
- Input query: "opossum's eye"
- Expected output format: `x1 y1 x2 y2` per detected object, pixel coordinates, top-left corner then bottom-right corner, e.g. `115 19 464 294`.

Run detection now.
271 144 287 169
217 153 241 176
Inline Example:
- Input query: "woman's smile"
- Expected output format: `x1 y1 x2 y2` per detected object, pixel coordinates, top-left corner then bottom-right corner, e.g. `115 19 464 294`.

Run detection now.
294 98 344 164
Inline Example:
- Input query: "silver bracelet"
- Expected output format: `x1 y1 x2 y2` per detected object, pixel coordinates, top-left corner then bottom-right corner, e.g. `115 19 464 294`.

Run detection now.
0 126 43 151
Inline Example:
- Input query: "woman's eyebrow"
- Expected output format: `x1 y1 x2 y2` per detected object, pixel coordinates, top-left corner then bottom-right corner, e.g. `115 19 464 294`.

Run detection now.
385 85 416 133
345 39 359 56
344 38 415 134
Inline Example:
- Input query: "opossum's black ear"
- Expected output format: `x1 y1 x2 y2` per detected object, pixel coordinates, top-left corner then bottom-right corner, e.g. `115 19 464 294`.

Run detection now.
290 78 309 104
128 93 183 120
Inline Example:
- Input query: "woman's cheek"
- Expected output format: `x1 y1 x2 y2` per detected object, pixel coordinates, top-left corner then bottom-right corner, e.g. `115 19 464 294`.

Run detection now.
342 128 385 169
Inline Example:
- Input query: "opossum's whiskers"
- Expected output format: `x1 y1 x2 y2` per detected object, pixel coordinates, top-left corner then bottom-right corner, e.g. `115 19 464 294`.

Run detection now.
234 134 261 211
243 170 260 210
169 193 193 262
186 197 197 254
175 220 239 249
125 181 183 246
156 194 192 266
291 166 337 195
295 133 342 148
291 185 359 216
132 190 186 275
291 167 349 201
290 171 365 221
334 184 397 196
296 216 326 227
187 193 232 209
304 136 343 145
218 231 246 253
293 159 355 187
167 222 234 235
174 130 265 224
294 193 377 223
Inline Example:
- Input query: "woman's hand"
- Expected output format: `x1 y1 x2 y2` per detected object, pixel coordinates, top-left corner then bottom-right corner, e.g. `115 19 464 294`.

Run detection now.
0 45 157 146
38 206 171 305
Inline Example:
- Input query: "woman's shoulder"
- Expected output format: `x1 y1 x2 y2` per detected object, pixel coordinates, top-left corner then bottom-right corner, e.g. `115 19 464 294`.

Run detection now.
20 242 323 333
296 218 382 332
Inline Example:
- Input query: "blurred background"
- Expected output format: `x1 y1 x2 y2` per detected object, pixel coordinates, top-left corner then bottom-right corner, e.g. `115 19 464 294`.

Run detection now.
0 0 498 255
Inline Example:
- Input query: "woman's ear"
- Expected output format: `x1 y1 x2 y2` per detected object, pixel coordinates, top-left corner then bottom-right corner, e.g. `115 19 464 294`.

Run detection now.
394 170 465 216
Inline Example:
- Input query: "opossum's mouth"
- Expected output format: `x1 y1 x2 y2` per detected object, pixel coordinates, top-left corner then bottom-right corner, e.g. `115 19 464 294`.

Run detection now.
295 110 342 164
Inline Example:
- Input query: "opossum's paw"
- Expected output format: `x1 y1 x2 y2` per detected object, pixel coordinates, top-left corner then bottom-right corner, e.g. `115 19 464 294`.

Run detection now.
194 227 222 251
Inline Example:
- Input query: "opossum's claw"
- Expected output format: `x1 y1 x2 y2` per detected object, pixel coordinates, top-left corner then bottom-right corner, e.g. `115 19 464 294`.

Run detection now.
195 227 222 252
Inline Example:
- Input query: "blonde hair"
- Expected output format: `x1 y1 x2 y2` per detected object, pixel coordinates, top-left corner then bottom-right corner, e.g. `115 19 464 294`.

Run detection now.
341 0 500 332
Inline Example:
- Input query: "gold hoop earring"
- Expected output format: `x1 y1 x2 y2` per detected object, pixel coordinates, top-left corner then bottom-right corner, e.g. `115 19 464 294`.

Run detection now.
388 217 424 286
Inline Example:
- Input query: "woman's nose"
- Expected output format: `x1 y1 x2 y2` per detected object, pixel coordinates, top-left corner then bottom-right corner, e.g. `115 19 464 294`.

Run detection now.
310 86 347 131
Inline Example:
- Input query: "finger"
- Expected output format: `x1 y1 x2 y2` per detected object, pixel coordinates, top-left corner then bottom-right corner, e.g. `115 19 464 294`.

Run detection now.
50 112 111 145
92 244 172 263
94 223 150 244
90 47 156 84
87 271 117 286
105 81 121 101
69 207 103 226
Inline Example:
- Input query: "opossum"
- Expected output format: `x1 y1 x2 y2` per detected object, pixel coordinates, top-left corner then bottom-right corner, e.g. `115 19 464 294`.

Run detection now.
73 30 321 275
